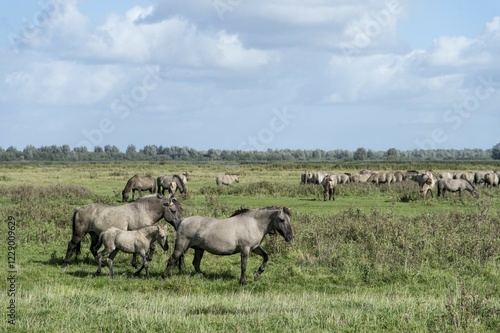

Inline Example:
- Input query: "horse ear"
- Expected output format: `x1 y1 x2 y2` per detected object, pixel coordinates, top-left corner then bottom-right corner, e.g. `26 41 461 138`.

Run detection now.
277 208 285 220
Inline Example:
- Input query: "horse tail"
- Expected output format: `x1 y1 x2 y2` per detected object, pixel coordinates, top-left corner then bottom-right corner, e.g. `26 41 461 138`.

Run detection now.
157 176 163 194
151 176 157 194
93 233 104 254
72 210 82 256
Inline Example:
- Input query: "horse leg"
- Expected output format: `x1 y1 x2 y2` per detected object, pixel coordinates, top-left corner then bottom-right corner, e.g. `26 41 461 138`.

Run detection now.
133 252 147 278
239 249 250 285
251 246 269 281
106 249 120 278
94 247 112 277
94 252 103 277
147 243 156 262
192 248 205 279
131 254 139 268
162 240 188 279
63 235 82 267
90 233 100 260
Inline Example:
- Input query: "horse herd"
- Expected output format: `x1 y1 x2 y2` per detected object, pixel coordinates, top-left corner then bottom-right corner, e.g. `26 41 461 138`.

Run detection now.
301 169 500 201
63 168 495 283
121 172 240 202
63 173 291 285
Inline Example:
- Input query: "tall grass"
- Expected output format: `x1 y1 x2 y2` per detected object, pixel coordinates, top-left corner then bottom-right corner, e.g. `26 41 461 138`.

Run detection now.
0 162 499 332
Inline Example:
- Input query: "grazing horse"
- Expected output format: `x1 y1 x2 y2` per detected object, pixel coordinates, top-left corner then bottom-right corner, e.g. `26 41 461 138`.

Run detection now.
94 225 168 278
437 179 479 198
63 194 182 267
122 175 157 202
157 175 186 196
215 174 239 186
162 206 293 285
322 174 337 201
368 172 395 185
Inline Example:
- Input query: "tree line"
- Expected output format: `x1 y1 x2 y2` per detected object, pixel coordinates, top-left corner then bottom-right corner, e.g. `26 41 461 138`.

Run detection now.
1 144 499 162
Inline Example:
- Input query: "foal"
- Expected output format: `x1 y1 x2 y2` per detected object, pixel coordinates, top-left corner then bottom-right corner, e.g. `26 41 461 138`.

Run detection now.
94 225 168 278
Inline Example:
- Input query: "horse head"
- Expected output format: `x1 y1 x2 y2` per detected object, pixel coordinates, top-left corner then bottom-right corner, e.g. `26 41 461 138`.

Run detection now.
272 207 293 242
159 194 183 228
156 226 169 252
122 189 129 202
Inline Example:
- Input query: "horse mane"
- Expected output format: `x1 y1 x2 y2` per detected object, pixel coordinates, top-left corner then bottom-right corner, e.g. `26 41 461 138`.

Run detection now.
230 206 291 218
230 207 250 217
123 175 139 191
463 178 476 189
170 196 184 213
264 206 291 217
173 174 186 190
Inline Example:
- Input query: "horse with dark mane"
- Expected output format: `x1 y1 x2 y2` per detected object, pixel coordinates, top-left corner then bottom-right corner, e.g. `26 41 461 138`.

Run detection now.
162 206 293 285
63 194 182 267
157 175 186 196
122 175 157 202
437 178 479 198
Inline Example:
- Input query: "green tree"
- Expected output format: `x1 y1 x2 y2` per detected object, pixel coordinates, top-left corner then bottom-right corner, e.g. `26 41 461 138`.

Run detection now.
353 147 367 160
492 143 500 160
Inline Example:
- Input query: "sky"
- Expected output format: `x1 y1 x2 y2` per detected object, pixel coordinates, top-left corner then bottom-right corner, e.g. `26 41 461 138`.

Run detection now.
1 0 499 152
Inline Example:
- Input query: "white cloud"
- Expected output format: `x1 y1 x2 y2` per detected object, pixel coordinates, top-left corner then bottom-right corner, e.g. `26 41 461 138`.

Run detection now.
2 61 124 106
486 16 500 33
428 36 475 66
2 1 500 151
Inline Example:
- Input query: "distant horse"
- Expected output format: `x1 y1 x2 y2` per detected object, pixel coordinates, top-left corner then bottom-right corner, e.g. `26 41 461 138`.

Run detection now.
322 174 337 201
162 206 293 285
215 174 239 186
411 171 437 197
63 194 182 267
94 225 168 278
300 171 313 184
485 172 499 187
437 179 479 198
157 175 186 196
368 172 395 185
122 175 157 202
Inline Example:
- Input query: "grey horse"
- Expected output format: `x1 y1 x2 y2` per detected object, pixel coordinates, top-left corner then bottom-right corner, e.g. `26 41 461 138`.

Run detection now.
122 175 157 202
94 225 168 278
162 206 293 285
215 174 239 186
437 179 479 198
322 174 337 201
63 194 182 267
157 175 186 196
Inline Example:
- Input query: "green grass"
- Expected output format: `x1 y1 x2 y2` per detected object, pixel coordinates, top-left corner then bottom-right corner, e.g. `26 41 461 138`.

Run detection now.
0 161 499 332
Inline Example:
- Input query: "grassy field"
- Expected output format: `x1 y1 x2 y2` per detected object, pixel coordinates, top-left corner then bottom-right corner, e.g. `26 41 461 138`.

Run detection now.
0 161 499 332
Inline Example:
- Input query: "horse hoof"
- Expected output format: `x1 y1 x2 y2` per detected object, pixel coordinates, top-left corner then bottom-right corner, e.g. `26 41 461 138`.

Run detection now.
253 272 260 281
